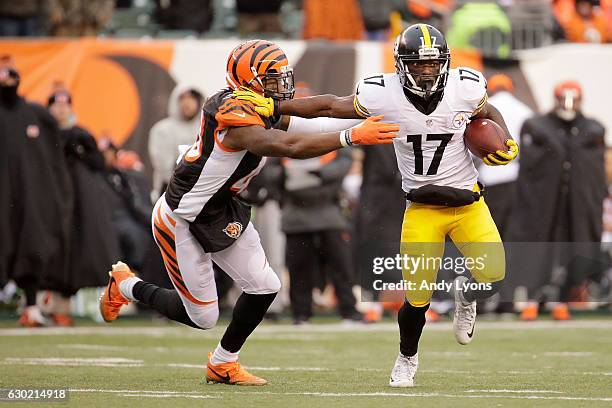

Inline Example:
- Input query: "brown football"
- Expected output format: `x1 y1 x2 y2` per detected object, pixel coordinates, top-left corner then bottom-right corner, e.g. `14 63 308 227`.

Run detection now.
464 119 508 158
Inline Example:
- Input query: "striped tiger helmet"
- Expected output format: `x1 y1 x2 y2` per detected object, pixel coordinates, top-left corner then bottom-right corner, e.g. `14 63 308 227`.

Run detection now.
226 40 295 101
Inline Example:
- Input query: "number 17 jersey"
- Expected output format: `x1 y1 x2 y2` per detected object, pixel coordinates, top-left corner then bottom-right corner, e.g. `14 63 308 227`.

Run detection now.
354 68 487 192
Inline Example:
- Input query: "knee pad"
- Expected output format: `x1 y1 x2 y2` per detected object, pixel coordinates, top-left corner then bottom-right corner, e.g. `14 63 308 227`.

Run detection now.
185 303 219 329
245 266 281 295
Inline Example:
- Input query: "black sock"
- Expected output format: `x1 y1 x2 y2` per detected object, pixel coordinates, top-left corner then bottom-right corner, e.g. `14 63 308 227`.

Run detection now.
463 278 503 303
398 301 429 357
21 282 37 306
132 281 201 329
220 292 277 353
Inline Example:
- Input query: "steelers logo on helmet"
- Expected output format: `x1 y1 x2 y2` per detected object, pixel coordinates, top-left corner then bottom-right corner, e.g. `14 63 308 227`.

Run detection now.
226 39 295 101
394 24 451 102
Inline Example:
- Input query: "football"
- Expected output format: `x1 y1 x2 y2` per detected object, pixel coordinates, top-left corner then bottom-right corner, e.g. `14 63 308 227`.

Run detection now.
464 118 508 158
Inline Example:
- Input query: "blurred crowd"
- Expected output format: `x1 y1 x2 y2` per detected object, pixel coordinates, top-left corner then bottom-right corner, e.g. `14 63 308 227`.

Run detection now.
1 50 610 327
0 0 610 45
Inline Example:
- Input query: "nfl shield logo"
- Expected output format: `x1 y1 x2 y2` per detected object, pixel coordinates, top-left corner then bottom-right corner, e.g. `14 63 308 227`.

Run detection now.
426 119 433 128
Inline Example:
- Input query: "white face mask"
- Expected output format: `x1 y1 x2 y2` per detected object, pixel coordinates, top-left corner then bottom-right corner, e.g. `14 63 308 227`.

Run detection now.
555 89 580 122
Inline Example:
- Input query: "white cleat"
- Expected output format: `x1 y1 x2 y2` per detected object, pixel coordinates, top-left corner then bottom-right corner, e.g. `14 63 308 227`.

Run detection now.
389 352 418 387
453 276 477 345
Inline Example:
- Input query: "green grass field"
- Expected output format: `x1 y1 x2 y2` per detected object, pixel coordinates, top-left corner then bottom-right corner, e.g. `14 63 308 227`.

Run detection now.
0 319 611 407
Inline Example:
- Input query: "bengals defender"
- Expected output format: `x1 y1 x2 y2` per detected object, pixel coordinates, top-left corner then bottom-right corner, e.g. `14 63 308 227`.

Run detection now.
235 25 518 387
98 40 398 386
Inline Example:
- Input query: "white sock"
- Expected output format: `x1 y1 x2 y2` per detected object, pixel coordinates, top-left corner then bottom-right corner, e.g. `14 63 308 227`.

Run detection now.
210 343 240 365
118 277 142 302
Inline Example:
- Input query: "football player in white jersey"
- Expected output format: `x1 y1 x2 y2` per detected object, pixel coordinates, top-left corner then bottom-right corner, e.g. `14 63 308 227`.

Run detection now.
235 24 518 387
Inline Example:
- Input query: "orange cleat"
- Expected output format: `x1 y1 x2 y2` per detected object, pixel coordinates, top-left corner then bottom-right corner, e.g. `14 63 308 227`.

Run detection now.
18 306 48 327
206 353 267 386
520 302 538 321
99 262 135 323
552 303 571 321
52 313 74 327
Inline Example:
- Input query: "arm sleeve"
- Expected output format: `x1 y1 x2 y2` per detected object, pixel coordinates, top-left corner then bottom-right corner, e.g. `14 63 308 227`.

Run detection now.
287 116 363 134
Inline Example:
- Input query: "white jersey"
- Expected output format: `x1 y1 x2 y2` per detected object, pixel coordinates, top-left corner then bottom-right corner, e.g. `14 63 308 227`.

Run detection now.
354 68 487 192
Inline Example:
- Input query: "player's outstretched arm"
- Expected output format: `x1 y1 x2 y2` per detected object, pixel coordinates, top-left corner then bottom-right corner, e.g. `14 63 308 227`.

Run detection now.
473 102 519 166
279 94 362 119
233 87 362 119
224 115 398 159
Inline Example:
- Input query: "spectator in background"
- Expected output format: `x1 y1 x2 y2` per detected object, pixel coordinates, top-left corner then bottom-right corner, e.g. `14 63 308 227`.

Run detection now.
303 0 365 40
279 150 362 324
48 0 114 36
359 0 394 41
155 0 214 34
507 81 606 321
236 0 283 37
41 87 119 326
148 84 205 198
100 139 170 290
353 144 405 322
0 60 73 327
555 0 612 43
478 74 533 239
478 74 533 315
0 0 46 36
602 147 612 243
406 0 453 26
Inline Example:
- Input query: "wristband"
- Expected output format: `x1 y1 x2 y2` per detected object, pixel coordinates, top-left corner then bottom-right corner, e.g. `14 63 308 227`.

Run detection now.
339 129 353 147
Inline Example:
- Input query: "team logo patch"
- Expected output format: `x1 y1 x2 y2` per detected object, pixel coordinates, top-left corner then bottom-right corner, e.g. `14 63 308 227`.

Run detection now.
223 222 243 239
451 112 469 130
26 124 40 138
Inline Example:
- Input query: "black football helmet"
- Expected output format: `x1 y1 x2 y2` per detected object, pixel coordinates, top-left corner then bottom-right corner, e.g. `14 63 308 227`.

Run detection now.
394 24 451 103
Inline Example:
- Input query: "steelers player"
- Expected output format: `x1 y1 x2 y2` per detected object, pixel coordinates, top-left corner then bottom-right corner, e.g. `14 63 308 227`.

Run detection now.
235 24 518 387
99 40 398 386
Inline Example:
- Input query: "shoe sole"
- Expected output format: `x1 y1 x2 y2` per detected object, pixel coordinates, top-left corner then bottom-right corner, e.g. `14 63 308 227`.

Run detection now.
205 376 267 386
389 380 414 387
99 274 117 323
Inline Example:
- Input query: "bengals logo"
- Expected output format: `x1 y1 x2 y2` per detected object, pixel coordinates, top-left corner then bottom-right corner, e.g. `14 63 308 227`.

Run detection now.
223 222 243 239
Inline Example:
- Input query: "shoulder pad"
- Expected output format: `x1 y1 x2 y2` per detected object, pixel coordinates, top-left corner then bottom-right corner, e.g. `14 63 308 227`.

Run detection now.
215 97 265 129
450 67 488 113
353 73 393 117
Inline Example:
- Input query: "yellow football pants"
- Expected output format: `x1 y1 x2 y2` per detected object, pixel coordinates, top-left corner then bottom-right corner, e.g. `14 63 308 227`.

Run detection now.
400 194 505 307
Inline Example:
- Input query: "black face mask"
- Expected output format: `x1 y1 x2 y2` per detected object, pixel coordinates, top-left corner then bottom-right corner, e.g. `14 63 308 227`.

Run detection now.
0 84 19 107
0 68 20 107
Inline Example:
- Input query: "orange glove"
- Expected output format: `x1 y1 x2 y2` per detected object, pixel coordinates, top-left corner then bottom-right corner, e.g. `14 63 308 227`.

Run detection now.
340 115 399 146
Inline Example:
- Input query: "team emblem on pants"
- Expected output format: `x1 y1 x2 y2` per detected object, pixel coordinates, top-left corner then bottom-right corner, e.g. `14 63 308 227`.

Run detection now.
223 222 243 239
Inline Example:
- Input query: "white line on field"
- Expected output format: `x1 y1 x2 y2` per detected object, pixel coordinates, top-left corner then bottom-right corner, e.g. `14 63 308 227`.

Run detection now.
217 391 612 401
465 389 564 394
121 393 219 399
68 389 612 402
70 389 200 394
542 352 594 357
165 363 328 371
3 357 144 367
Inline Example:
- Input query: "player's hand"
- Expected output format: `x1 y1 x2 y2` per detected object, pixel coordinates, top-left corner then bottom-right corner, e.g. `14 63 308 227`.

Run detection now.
483 139 518 166
232 87 276 117
347 115 399 146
